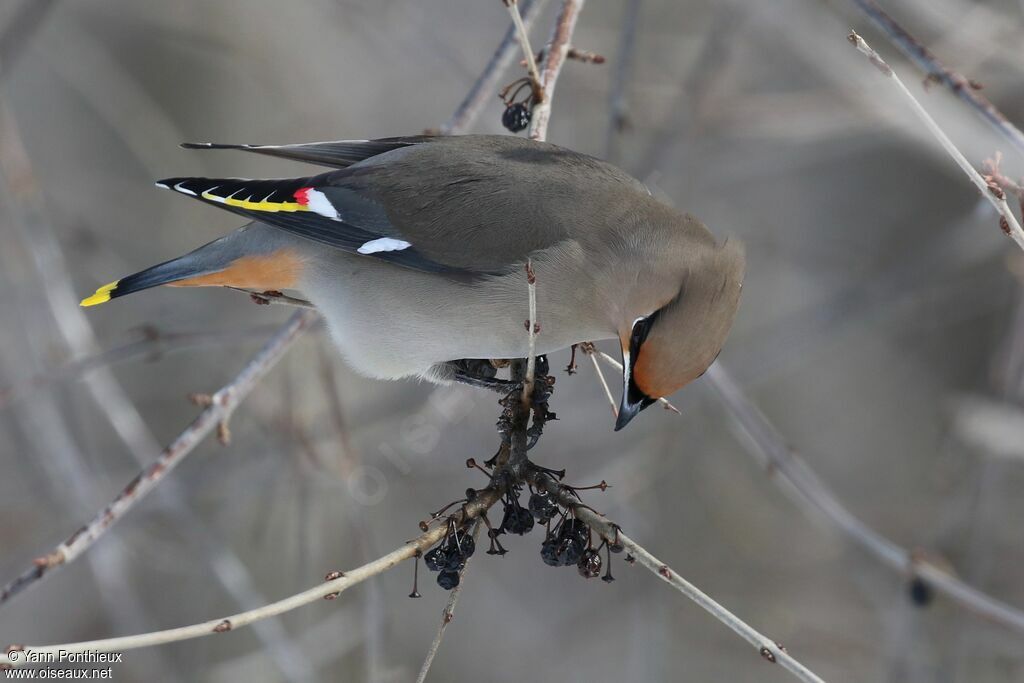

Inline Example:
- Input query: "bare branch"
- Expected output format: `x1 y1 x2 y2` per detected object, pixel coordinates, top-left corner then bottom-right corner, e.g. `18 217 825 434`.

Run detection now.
503 0 544 97
847 31 1024 252
224 287 317 309
522 259 539 402
605 0 642 161
0 490 503 667
582 343 618 418
0 310 319 607
591 348 681 413
0 0 58 84
440 0 549 135
586 345 1024 635
414 521 482 683
529 0 587 140
0 324 282 413
533 476 826 683
0 0 519 607
703 362 1024 635
848 0 1024 154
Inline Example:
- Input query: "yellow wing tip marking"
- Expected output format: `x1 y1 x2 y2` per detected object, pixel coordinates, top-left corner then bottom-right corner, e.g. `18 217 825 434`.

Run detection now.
200 190 309 213
80 280 119 307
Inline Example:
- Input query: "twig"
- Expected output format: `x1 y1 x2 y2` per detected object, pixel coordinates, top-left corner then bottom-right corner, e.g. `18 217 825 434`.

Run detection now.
605 0 642 161
585 346 1024 634
0 0 585 666
0 310 319 607
0 325 283 412
565 47 604 64
583 344 618 417
848 0 1024 155
503 0 544 98
847 31 1024 252
529 0 587 140
226 286 317 310
0 0 58 84
0 57 315 682
0 0 518 605
504 0 585 471
533 476 826 683
440 0 549 134
0 489 503 668
703 362 1024 635
591 348 681 414
522 260 538 402
413 521 482 683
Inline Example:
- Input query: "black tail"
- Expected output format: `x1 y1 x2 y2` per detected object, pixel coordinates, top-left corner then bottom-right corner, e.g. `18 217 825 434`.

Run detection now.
80 242 226 307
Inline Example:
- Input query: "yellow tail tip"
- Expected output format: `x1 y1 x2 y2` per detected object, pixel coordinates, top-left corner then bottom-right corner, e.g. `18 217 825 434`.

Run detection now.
80 281 119 307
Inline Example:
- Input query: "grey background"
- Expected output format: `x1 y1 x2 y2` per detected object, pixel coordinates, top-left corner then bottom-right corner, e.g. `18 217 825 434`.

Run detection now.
1 0 1023 681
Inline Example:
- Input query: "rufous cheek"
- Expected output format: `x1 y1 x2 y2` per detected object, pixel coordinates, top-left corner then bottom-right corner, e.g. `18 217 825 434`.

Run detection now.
631 348 675 399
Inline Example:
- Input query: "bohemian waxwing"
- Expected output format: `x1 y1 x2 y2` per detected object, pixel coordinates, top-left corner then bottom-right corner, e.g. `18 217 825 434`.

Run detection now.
81 135 745 429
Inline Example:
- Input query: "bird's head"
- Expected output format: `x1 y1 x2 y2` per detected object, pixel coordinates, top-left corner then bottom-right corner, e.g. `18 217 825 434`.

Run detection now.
614 238 745 430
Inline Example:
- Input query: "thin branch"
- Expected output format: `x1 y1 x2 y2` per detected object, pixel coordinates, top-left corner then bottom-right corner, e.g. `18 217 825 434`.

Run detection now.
585 348 1024 635
583 344 618 417
533 476 826 683
413 521 482 683
0 0 517 606
847 31 1024 252
592 348 680 414
0 324 282 413
0 310 319 607
529 0 587 140
439 0 549 135
503 0 543 97
848 0 1024 155
605 0 642 161
0 0 58 85
522 260 539 401
0 490 503 667
703 362 1024 635
225 287 317 310
0 85 315 680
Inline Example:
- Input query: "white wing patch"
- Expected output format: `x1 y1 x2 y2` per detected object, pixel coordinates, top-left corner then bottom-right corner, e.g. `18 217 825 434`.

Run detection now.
357 237 412 254
305 189 340 219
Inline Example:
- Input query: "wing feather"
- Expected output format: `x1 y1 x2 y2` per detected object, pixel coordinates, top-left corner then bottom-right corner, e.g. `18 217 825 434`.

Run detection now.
179 137 431 169
155 175 471 275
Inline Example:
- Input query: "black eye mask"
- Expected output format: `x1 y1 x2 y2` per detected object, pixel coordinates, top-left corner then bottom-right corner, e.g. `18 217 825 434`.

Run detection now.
624 311 661 410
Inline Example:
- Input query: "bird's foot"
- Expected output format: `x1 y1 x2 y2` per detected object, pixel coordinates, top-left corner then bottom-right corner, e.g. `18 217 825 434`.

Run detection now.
448 359 523 393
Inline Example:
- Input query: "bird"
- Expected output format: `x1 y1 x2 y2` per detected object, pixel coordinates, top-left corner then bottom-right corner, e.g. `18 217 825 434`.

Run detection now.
80 135 744 430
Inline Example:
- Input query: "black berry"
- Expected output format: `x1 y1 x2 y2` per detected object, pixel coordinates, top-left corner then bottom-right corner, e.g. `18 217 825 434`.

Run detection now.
577 548 602 578
502 103 531 133
909 577 932 607
501 505 535 535
556 538 585 566
423 547 445 572
540 538 564 567
445 553 466 572
528 491 557 523
437 570 460 590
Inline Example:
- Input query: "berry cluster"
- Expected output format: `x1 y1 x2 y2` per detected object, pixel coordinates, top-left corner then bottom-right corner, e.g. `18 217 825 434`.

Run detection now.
406 351 622 595
539 514 620 582
420 523 476 592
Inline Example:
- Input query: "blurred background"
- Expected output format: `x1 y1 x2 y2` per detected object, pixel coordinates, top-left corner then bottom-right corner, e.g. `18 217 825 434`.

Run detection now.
1 0 1024 680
